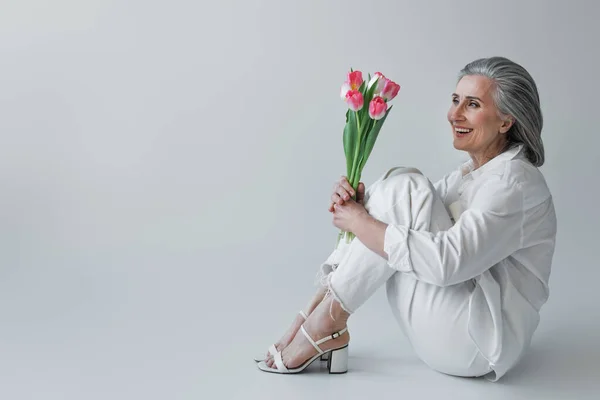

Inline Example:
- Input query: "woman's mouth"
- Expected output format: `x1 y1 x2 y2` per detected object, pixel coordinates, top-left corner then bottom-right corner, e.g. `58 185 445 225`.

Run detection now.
454 127 473 137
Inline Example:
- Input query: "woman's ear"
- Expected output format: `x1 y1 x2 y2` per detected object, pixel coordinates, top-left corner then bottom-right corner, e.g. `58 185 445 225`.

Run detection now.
499 116 514 134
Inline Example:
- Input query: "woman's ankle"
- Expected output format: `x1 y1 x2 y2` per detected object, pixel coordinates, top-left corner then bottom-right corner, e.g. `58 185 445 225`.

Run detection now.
326 295 350 326
303 287 328 316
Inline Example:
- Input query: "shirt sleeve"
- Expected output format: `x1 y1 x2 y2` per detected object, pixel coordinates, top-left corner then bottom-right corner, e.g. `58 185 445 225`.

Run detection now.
383 178 525 287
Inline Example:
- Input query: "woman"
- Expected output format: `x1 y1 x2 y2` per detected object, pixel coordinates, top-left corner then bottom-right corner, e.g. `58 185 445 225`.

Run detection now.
255 56 557 381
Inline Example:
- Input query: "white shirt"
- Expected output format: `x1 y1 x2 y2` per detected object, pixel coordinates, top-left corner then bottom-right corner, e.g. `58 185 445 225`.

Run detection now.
383 144 557 380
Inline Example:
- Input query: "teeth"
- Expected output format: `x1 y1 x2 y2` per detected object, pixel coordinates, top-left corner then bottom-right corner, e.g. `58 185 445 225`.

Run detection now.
455 128 472 133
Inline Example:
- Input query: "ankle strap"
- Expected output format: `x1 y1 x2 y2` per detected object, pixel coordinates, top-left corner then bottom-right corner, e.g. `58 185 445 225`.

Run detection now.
300 325 347 354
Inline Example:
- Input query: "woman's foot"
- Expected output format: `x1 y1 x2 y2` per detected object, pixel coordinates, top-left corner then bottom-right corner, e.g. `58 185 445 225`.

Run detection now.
266 293 350 369
261 287 328 360
263 312 306 360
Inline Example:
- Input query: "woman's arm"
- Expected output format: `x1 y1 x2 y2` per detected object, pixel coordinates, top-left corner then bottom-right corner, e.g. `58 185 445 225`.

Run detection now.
357 178 527 287
350 214 388 260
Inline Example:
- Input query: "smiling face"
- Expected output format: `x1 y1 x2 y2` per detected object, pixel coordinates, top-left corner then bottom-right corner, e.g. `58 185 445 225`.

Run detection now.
447 75 514 168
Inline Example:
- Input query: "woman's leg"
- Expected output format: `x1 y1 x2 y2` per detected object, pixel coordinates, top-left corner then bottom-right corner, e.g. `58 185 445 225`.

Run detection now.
385 270 491 377
261 236 357 362
327 167 445 314
274 167 490 376
267 167 444 369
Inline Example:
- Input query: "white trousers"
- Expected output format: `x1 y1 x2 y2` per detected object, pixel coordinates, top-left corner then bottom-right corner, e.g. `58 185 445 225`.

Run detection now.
318 167 492 378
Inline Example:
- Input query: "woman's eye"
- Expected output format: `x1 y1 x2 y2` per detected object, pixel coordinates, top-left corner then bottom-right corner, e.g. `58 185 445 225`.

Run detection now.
452 98 459 104
469 102 479 107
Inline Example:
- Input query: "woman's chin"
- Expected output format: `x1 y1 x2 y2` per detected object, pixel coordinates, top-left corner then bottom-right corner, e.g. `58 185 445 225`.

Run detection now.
453 139 467 151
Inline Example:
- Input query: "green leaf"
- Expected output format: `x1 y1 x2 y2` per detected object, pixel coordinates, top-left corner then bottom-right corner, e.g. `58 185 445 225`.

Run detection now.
351 117 374 187
343 110 358 178
358 80 366 93
359 75 380 122
360 118 374 149
352 153 365 188
358 105 393 172
348 109 369 189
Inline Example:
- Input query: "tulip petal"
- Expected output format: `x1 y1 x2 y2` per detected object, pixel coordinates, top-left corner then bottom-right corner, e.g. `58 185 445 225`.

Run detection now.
340 83 351 100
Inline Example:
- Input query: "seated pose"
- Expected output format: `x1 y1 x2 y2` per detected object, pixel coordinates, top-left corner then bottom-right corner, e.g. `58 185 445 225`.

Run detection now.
255 56 557 382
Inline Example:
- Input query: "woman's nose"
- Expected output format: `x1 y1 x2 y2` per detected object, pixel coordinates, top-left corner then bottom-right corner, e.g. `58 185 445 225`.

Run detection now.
449 106 465 122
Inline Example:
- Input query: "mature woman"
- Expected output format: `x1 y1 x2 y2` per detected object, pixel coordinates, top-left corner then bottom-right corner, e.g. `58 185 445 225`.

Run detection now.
255 56 557 381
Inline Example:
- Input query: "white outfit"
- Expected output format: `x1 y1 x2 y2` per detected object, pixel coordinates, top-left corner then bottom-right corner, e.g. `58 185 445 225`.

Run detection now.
318 144 557 381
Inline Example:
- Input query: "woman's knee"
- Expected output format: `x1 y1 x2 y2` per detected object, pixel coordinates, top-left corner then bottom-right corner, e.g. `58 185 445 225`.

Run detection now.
364 168 435 220
374 169 433 199
379 166 424 180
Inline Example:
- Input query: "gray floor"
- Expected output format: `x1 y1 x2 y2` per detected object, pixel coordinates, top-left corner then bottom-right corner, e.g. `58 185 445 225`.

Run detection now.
234 295 598 400
1 247 597 399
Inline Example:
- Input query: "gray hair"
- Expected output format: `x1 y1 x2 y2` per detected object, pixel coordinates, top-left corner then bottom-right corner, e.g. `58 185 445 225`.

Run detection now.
458 57 545 167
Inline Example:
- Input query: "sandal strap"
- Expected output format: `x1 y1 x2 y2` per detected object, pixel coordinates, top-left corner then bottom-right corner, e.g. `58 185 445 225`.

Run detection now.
273 351 289 372
268 344 277 357
300 325 347 354
315 326 347 346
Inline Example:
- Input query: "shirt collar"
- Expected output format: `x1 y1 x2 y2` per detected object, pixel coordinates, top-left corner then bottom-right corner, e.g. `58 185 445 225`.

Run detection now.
460 144 525 179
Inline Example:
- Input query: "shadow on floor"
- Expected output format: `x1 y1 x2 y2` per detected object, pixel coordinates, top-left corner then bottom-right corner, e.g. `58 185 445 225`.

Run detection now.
497 328 598 396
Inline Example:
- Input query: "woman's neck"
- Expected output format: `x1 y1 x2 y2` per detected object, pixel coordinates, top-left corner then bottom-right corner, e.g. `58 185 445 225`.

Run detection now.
469 138 508 170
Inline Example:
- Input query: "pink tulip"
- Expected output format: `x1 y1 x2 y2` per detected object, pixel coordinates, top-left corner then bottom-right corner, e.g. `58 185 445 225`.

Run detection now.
345 90 364 111
381 79 401 101
368 72 386 92
369 96 387 120
340 70 364 99
346 71 363 90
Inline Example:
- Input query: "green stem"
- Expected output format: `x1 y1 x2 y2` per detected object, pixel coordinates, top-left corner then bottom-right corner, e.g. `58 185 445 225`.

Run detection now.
349 111 362 189
340 111 363 247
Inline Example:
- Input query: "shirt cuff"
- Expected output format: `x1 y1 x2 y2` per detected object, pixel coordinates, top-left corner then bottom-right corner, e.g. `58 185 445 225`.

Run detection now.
383 224 412 272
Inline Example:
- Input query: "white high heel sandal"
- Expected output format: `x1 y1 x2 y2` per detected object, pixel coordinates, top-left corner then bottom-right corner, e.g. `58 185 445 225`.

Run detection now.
256 325 349 374
253 310 329 362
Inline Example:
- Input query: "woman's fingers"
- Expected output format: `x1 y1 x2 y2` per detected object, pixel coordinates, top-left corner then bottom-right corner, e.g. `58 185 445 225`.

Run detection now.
331 192 343 205
339 177 355 197
329 192 345 213
329 201 339 212
335 186 351 202
356 182 365 204
334 178 354 201
329 176 357 212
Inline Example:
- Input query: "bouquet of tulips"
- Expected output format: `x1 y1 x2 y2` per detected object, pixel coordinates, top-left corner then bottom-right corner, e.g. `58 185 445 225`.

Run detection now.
337 69 400 245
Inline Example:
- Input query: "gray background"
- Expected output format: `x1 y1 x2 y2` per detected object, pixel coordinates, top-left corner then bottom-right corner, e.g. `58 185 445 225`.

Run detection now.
1 0 598 399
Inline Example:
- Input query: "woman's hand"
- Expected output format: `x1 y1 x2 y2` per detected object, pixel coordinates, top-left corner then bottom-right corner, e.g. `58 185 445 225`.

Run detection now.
328 176 387 259
328 176 366 213
332 198 370 233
